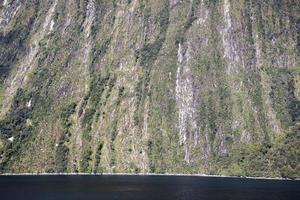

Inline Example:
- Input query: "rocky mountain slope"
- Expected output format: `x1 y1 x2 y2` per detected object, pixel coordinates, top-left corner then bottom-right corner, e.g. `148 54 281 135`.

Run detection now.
0 0 299 178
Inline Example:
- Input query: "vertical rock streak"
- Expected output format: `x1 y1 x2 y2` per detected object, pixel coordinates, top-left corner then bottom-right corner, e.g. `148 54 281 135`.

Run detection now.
254 33 262 68
82 0 95 89
71 0 96 171
1 0 58 117
222 0 240 73
10 0 57 86
176 42 198 163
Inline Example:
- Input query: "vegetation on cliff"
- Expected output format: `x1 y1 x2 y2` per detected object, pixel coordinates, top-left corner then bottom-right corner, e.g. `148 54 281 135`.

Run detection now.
0 0 299 178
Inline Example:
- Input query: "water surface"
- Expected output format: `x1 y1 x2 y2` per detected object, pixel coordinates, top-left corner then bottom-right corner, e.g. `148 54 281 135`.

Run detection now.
0 175 299 200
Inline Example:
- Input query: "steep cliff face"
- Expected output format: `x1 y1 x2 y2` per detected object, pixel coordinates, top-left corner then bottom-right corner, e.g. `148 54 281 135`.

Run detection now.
0 0 299 178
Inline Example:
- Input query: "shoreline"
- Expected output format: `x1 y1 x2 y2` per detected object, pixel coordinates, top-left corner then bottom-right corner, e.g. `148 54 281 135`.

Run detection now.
0 173 298 180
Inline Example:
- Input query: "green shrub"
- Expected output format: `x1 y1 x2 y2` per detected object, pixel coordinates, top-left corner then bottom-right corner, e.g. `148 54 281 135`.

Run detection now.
0 89 32 171
80 150 92 172
55 144 69 172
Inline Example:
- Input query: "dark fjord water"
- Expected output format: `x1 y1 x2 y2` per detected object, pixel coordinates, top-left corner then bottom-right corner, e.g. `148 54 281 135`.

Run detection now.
0 175 299 200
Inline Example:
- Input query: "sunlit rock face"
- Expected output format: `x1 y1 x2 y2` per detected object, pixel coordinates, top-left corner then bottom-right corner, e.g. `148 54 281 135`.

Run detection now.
0 0 22 27
0 0 299 178
176 41 198 163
